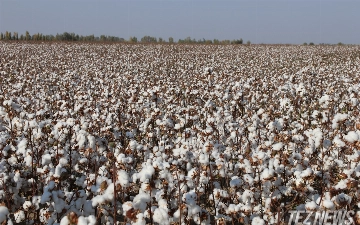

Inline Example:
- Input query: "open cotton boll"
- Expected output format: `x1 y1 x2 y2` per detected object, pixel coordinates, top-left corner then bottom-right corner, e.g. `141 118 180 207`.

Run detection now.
59 216 69 225
91 185 114 207
153 208 169 225
272 142 283 151
261 168 274 180
252 216 265 225
134 165 155 183
23 201 32 211
343 131 359 143
88 135 96 150
321 200 334 209
0 206 9 223
300 168 313 178
129 140 138 150
134 213 146 225
133 193 151 211
14 210 25 223
87 215 97 225
333 135 346 147
332 113 348 129
16 138 27 156
41 153 52 165
77 216 87 225
117 170 129 187
305 201 318 211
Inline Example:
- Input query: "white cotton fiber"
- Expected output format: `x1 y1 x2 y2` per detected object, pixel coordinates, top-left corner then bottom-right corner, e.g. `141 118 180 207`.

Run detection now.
153 208 169 225
133 193 151 211
16 139 27 156
41 153 52 165
322 200 334 209
59 216 69 225
22 201 32 211
305 201 318 211
136 165 155 182
332 113 348 129
343 131 359 143
272 142 283 151
117 170 129 187
333 135 345 147
14 210 25 223
252 216 265 225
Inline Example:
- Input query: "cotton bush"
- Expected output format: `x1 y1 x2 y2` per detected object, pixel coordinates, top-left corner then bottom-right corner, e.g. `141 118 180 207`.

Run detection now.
0 42 359 224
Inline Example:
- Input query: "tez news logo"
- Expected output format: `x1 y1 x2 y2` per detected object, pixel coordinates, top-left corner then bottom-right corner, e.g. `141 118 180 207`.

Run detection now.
286 210 357 225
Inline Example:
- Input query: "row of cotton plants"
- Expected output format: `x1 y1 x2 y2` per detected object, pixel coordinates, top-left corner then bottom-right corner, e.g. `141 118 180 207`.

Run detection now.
0 42 360 225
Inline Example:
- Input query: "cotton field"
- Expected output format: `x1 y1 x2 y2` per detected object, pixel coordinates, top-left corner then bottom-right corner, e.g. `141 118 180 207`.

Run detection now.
1 42 360 225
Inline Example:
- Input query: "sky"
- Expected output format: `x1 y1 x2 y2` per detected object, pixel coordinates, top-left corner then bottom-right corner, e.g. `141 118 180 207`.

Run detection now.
0 0 359 44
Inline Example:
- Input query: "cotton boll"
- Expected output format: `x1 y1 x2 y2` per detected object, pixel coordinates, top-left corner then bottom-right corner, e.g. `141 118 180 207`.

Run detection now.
87 215 97 225
59 157 68 166
252 216 265 225
0 206 9 223
321 200 334 210
344 131 359 143
133 193 151 212
117 170 129 187
243 174 254 186
22 201 32 211
153 208 169 225
261 168 274 180
24 153 33 167
332 113 348 129
198 153 209 165
129 140 137 150
272 142 283 151
134 213 146 225
59 215 70 225
14 210 25 223
41 153 52 165
300 168 313 178
305 201 318 211
136 165 155 183
16 138 27 156
77 216 88 225
88 135 96 150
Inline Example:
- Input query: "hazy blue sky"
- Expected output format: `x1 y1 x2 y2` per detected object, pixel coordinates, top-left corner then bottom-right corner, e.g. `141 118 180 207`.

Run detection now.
0 0 359 44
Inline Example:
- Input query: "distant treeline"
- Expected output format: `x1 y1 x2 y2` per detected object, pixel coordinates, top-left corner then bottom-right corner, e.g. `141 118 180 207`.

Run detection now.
0 31 249 44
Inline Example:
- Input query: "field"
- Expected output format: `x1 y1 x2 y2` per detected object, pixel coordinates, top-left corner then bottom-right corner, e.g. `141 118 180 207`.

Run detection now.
0 42 360 225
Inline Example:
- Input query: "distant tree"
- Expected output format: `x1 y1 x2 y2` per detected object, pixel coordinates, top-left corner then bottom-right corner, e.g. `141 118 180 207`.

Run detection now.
0 33 3 40
231 38 243 44
129 36 137 43
246 40 251 45
13 32 18 40
213 39 219 44
337 42 344 46
5 31 11 40
309 42 314 45
25 31 31 40
303 42 308 46
141 36 157 43
100 35 107 42
221 40 230 45
168 37 174 43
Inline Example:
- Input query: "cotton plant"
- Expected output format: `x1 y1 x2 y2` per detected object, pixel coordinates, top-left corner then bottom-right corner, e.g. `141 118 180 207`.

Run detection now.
0 42 360 224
